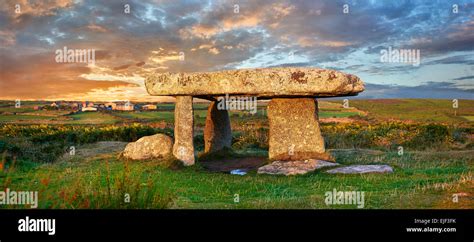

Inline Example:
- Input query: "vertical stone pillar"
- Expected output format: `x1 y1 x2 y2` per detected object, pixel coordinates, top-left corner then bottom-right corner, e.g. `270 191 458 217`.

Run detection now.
268 98 332 161
204 100 232 153
173 96 195 166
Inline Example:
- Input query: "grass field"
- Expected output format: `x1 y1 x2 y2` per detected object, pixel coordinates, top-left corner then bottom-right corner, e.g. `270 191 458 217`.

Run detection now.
111 111 175 122
0 114 53 122
2 148 472 209
343 99 474 123
68 112 120 124
0 99 473 209
111 108 210 123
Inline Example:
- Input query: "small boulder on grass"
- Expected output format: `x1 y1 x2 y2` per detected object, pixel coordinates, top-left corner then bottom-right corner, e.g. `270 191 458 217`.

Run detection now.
123 134 173 160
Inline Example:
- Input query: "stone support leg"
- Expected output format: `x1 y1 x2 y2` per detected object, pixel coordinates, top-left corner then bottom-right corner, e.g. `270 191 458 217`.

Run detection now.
173 96 195 165
204 101 232 153
267 98 332 161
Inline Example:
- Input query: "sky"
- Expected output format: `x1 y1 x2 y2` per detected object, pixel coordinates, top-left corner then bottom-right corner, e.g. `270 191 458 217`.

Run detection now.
0 0 473 102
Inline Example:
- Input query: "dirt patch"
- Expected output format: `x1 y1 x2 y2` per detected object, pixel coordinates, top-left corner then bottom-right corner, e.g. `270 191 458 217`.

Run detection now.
58 141 128 162
199 157 267 172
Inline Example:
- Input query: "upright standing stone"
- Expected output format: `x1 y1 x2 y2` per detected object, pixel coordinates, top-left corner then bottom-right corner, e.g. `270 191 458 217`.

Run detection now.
204 101 232 153
268 98 332 161
173 96 195 165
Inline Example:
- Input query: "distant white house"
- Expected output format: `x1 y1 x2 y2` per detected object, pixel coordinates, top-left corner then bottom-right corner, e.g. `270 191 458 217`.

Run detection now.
115 103 134 111
82 107 97 112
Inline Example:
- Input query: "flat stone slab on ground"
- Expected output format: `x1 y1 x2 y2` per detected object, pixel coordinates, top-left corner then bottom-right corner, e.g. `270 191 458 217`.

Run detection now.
146 67 364 98
258 159 339 176
326 165 393 174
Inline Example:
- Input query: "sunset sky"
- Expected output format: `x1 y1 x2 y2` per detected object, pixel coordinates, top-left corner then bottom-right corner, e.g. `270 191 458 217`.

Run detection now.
0 0 473 102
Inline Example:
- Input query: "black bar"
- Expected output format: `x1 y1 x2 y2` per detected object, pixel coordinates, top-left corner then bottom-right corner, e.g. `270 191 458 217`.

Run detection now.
0 209 472 241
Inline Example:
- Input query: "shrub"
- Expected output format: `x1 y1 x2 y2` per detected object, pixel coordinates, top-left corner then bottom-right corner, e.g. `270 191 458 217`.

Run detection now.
233 127 268 150
0 124 169 165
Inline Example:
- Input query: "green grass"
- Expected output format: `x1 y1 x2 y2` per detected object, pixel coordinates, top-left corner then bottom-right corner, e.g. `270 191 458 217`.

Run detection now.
319 111 359 118
0 115 53 122
0 107 36 113
112 111 175 122
343 99 474 123
462 116 474 122
68 112 120 124
1 149 472 209
0 99 473 209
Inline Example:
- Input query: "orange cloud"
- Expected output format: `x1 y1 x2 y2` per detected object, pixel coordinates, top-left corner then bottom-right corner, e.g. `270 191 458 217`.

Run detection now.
222 14 261 30
86 24 109 33
187 25 220 39
0 30 15 46
298 37 352 48
0 0 74 20
184 3 295 39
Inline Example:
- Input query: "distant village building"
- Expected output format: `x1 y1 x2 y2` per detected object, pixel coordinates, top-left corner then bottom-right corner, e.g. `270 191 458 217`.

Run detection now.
50 102 58 108
81 106 97 112
115 102 134 111
104 102 117 110
142 104 157 110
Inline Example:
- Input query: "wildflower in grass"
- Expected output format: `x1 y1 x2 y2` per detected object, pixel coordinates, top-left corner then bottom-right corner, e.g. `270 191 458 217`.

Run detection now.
40 178 50 186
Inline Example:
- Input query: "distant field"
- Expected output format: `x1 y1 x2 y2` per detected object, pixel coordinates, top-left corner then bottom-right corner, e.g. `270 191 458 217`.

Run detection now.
0 114 53 122
462 116 474 122
0 99 472 125
340 99 474 123
0 107 35 113
68 112 120 124
318 111 359 118
112 111 175 122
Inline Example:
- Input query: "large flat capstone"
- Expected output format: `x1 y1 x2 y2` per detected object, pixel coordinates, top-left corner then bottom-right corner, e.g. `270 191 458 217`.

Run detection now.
145 67 364 98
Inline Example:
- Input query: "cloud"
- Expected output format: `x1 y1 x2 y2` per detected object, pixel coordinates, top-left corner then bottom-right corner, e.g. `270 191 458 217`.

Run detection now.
453 75 474 81
0 29 15 46
0 0 75 20
0 0 473 101
425 54 474 65
86 23 109 33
